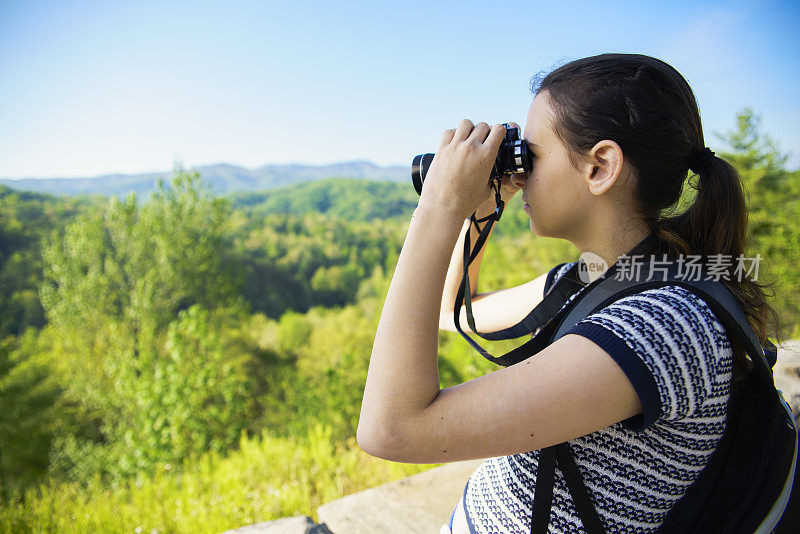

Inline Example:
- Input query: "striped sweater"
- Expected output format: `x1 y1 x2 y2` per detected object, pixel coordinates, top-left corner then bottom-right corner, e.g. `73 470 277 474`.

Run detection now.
463 261 734 533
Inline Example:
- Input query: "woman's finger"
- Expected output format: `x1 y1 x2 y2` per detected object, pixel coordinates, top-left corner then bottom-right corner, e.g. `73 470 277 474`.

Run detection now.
452 118 474 143
483 123 507 152
439 128 456 150
468 122 491 144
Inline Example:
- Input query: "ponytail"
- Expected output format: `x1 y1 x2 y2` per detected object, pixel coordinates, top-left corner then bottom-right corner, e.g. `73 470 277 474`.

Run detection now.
655 151 746 259
657 153 783 376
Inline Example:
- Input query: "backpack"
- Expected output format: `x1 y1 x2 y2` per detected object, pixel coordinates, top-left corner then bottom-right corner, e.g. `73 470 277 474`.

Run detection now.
523 260 799 533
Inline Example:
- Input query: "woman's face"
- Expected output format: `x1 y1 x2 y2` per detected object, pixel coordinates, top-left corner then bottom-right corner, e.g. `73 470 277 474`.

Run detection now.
513 91 591 239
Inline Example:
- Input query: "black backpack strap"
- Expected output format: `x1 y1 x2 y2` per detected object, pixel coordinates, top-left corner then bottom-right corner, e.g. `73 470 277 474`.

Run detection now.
477 261 626 367
530 446 558 533
477 262 585 341
453 234 661 364
455 261 585 351
450 262 587 367
557 443 606 534
531 443 606 534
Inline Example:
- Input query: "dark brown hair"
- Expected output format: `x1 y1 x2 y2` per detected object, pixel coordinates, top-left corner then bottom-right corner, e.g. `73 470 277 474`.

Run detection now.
532 53 783 375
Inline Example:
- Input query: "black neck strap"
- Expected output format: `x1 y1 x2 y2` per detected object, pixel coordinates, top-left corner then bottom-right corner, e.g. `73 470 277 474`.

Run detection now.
453 232 660 366
451 182 504 360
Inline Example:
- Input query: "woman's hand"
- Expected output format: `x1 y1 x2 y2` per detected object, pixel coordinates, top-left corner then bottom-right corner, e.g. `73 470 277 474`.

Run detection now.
418 120 508 221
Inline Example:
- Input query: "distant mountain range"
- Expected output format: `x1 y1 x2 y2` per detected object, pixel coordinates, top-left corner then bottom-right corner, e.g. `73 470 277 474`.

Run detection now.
0 161 410 197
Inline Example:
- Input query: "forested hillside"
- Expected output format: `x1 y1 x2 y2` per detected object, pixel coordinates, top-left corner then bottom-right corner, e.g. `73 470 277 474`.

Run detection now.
0 110 797 533
0 161 407 198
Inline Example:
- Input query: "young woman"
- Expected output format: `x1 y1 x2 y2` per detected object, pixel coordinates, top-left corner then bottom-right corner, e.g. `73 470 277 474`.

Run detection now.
357 53 780 533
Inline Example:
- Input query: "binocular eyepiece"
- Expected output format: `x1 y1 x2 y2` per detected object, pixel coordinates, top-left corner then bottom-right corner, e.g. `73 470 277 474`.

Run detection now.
410 123 533 196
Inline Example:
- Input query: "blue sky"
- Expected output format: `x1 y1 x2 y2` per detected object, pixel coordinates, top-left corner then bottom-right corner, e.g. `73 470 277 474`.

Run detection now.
0 0 798 178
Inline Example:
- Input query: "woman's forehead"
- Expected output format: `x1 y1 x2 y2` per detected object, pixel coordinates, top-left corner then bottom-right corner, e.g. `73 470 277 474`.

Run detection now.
524 92 555 145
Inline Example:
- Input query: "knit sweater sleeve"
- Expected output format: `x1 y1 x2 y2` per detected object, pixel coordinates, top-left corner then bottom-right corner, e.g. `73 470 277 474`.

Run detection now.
564 285 732 432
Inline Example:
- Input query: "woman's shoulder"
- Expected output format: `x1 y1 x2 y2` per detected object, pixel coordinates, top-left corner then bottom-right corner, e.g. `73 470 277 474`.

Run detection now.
546 259 726 331
582 283 730 361
542 259 731 360
605 284 725 331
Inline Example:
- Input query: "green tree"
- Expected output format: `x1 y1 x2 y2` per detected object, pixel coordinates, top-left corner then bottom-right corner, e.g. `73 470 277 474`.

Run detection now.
227 178 419 222
40 169 243 335
717 108 789 180
0 333 60 499
235 212 407 316
0 186 94 338
117 305 253 474
38 169 254 480
717 109 800 337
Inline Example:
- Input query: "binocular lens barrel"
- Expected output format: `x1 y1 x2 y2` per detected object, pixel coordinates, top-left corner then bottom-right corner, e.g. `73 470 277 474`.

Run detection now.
411 153 435 196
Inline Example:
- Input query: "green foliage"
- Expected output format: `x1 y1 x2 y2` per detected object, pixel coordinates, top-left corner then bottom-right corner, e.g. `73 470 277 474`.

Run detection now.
256 300 379 440
0 426 433 534
33 170 255 481
717 109 800 337
716 108 789 175
0 186 96 339
148 305 254 459
40 170 243 332
235 213 405 316
44 304 257 481
228 178 419 222
0 333 60 498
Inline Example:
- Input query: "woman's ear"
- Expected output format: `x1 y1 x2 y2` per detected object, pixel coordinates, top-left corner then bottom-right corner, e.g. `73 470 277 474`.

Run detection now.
585 140 625 197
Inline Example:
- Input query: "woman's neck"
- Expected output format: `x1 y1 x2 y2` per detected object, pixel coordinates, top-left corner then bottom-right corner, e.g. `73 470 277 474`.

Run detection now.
572 224 653 282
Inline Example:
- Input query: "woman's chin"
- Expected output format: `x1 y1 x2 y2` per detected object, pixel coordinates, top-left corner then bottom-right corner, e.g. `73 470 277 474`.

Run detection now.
523 204 550 237
528 218 553 238
529 220 548 237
